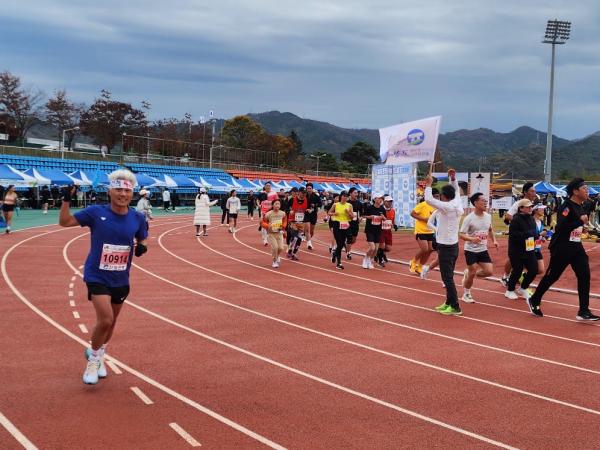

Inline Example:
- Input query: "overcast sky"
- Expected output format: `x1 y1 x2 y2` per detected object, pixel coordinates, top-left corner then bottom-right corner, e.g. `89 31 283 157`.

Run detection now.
1 0 598 138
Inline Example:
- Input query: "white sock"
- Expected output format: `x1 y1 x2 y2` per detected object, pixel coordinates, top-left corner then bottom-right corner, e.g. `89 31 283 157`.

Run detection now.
99 344 107 357
464 288 471 295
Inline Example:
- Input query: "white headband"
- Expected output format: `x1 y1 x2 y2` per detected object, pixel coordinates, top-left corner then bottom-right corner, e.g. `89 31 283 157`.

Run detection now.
109 179 134 190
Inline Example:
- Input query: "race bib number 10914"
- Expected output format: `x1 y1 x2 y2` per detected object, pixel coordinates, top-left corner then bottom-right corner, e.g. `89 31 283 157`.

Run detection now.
100 244 131 271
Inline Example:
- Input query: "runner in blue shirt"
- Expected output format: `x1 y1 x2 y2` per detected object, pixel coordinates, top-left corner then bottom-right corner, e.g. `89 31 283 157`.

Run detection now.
59 169 148 385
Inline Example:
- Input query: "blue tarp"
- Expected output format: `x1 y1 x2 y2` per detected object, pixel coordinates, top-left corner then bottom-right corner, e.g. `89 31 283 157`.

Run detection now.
35 168 75 185
534 181 565 195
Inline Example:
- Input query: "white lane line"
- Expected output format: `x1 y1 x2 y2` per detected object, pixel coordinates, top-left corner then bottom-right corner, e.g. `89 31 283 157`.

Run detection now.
72 311 80 319
0 411 38 450
124 299 517 449
68 291 74 297
147 227 600 376
217 226 600 344
60 231 518 448
310 237 599 313
78 324 88 333
131 386 154 405
69 283 74 289
4 228 285 450
69 300 76 307
105 359 122 375
169 422 202 447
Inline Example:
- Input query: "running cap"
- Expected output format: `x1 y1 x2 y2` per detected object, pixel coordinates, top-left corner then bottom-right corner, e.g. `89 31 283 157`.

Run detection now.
384 196 393 202
516 199 533 208
139 189 148 196
372 192 384 199
532 204 546 211
199 187 207 193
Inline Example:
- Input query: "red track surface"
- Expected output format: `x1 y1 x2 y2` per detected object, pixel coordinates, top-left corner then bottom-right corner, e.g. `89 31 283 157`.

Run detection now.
2 214 600 449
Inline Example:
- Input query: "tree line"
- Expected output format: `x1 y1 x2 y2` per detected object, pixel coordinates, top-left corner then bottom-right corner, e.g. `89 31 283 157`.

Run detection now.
0 70 378 174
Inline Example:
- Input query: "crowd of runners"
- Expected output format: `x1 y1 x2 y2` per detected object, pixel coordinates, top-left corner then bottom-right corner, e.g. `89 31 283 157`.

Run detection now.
48 168 597 386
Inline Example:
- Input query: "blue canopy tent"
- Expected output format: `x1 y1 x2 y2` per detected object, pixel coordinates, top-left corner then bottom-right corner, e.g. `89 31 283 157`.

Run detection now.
534 181 566 195
170 174 201 188
288 180 304 189
135 173 165 188
237 178 261 190
91 170 110 187
588 185 600 195
308 181 326 191
22 168 52 185
69 170 93 186
0 164 38 186
35 168 77 185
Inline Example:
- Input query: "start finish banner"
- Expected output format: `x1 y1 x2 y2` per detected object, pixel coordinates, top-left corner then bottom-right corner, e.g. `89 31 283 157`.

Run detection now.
371 163 417 228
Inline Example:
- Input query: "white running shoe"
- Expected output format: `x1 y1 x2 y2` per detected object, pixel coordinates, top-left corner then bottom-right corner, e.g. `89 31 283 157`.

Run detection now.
516 288 531 300
272 261 279 268
362 258 368 269
83 358 100 385
85 348 107 378
367 259 374 269
461 292 475 303
307 241 313 250
504 290 518 300
420 265 430 279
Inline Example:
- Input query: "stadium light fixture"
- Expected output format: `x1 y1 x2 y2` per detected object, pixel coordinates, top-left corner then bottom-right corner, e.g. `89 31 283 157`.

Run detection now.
542 19 571 183
310 153 324 175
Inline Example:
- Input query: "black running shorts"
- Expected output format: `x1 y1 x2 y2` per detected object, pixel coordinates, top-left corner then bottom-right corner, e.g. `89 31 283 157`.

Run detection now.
464 250 492 266
86 283 130 304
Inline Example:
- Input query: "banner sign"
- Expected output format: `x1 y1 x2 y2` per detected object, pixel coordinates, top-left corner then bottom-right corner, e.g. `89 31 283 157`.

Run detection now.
371 163 417 228
379 116 441 165
491 181 514 209
469 172 491 203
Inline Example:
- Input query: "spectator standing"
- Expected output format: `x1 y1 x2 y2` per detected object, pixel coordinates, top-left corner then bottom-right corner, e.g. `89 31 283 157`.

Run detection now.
194 187 218 236
162 188 171 211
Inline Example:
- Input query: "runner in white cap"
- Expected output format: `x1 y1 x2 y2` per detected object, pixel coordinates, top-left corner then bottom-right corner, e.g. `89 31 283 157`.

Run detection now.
59 169 148 385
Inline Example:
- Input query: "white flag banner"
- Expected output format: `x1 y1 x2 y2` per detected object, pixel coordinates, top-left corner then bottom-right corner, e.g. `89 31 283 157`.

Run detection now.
379 116 442 165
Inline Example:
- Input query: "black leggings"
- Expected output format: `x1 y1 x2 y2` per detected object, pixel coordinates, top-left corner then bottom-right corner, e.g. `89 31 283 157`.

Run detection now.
287 226 303 254
332 222 348 264
507 251 538 291
221 210 228 224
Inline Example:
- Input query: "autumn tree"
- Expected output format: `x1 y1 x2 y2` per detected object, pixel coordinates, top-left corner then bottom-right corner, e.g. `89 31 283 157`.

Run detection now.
221 115 266 150
45 89 84 149
79 89 147 151
0 71 44 145
341 141 379 174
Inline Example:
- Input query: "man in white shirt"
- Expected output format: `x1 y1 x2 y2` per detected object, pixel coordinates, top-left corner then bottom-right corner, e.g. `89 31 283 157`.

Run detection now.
424 169 464 315
459 192 498 303
162 188 171 211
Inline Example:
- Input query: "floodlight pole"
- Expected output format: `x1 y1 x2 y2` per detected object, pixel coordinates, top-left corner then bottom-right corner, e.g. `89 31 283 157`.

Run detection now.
545 42 556 183
542 19 570 183
310 154 322 175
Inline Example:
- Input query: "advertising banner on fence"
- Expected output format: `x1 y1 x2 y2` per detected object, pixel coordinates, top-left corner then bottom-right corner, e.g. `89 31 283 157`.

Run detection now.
371 163 417 228
379 116 441 165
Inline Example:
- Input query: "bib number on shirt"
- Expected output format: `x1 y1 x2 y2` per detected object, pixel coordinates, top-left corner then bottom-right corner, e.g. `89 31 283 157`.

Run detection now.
475 231 488 244
535 238 543 250
339 221 350 230
271 220 282 231
100 244 131 271
352 212 358 221
382 220 392 230
294 212 304 222
525 237 535 252
371 216 382 226
570 227 583 243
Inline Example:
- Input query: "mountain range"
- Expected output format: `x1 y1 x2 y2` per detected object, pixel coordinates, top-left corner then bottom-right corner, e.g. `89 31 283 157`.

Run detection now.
250 111 600 179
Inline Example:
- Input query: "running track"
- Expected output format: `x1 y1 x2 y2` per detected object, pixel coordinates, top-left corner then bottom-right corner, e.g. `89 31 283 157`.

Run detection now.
2 214 600 449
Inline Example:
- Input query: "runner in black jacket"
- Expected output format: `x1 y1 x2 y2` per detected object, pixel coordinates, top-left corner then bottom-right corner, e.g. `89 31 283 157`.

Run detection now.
504 199 538 300
527 178 599 320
